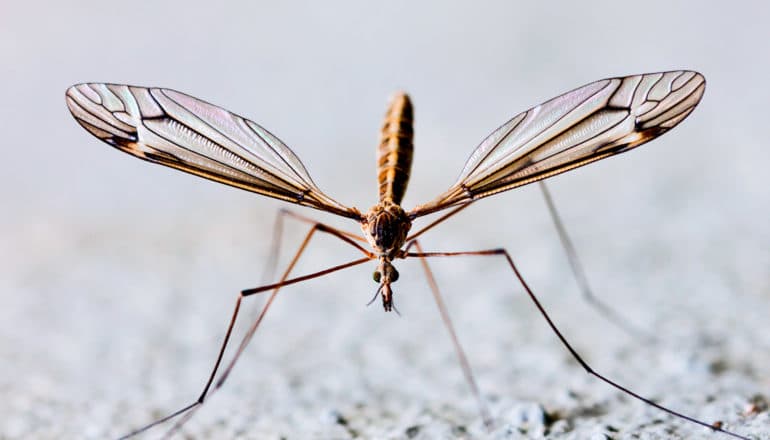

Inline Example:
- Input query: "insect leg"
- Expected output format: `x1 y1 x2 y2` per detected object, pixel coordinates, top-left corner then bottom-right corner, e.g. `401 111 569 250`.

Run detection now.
406 203 472 242
538 181 656 342
261 207 367 284
405 248 750 440
403 239 493 429
119 221 373 440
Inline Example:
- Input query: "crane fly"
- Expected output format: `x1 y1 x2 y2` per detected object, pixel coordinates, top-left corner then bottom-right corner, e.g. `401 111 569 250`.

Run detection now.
65 71 750 439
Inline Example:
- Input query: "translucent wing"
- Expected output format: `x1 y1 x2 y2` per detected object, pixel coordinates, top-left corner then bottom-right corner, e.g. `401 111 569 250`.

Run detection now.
411 71 705 217
66 83 360 219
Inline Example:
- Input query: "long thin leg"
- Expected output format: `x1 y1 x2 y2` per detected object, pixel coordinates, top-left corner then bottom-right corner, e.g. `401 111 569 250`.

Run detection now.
261 208 367 284
161 256 373 439
405 248 750 440
217 226 372 388
538 182 655 341
406 203 472 242
118 221 373 440
404 239 493 429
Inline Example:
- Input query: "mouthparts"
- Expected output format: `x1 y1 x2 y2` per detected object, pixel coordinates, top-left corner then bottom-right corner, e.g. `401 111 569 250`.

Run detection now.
380 282 394 312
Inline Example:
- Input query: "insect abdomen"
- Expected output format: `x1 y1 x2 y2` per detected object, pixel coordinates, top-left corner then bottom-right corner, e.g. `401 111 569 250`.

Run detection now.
377 92 414 205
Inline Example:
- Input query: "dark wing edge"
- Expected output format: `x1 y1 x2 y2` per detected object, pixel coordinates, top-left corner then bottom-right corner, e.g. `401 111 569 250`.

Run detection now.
65 83 361 220
410 71 706 218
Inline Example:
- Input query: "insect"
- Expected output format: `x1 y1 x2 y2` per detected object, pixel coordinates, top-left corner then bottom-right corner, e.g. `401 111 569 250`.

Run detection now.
66 71 750 439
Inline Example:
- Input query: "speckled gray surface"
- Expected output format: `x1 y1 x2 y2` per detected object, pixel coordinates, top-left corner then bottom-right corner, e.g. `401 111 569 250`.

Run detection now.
2 2 769 439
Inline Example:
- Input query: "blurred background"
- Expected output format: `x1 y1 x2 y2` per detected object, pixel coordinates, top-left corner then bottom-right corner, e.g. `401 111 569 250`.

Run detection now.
1 1 768 438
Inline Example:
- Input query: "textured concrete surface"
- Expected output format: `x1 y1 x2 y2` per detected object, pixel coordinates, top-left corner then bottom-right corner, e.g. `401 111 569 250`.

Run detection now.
2 1 769 439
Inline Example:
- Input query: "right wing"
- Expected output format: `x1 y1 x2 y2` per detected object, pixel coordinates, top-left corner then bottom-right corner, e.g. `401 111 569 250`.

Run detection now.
66 83 360 219
411 71 705 217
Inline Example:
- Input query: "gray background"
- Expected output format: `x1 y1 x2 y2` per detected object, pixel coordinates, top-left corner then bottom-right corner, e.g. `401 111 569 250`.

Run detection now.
1 1 768 439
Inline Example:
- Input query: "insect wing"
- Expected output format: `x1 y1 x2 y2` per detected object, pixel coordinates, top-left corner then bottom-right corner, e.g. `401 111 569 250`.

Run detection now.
411 71 705 217
66 83 359 219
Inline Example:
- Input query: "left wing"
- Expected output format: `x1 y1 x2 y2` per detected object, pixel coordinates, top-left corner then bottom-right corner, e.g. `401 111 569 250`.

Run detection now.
411 71 705 217
66 83 360 219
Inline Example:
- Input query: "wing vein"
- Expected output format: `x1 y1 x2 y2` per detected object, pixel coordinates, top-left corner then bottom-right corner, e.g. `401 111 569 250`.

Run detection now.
410 71 705 217
66 83 357 219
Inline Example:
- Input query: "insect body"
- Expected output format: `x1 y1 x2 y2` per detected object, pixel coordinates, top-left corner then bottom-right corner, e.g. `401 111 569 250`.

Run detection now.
65 72 751 439
363 92 415 310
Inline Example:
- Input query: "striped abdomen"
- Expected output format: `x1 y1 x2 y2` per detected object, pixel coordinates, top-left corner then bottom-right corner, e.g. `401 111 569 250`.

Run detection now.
377 92 414 205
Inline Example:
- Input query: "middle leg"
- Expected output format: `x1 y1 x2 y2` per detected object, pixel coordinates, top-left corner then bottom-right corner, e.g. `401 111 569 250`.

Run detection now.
403 239 493 429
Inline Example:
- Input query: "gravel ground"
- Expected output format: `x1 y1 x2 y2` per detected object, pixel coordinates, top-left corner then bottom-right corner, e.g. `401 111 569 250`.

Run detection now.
2 2 769 439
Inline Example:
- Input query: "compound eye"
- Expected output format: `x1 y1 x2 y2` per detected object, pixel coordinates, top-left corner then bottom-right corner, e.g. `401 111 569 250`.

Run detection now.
390 268 399 282
372 271 381 283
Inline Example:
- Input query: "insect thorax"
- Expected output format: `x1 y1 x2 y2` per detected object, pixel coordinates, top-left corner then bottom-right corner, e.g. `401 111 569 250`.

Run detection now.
361 201 412 258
